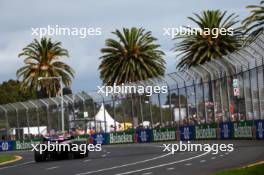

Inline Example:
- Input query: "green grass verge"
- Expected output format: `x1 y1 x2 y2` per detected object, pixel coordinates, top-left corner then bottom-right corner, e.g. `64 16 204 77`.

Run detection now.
0 155 16 163
212 163 264 175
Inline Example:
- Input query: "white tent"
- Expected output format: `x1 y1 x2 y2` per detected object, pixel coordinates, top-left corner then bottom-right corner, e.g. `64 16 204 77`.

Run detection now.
94 104 120 132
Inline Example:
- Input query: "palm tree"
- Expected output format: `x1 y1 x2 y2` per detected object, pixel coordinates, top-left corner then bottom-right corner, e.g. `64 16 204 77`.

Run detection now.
174 10 243 70
99 27 166 127
242 1 264 43
17 37 75 97
99 27 165 85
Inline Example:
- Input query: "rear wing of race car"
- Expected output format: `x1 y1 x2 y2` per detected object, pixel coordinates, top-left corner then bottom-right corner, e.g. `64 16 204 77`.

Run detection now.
43 135 74 142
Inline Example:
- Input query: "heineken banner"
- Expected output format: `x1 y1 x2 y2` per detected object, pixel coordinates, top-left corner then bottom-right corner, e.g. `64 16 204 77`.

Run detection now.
0 141 14 151
75 134 89 140
152 128 176 142
90 133 109 145
233 121 253 139
195 123 217 139
135 129 152 143
255 120 264 140
15 139 41 150
179 126 195 140
220 122 233 139
109 131 134 144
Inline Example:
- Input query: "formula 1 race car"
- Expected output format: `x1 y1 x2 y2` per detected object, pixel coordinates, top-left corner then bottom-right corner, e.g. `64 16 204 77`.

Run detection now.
34 135 89 162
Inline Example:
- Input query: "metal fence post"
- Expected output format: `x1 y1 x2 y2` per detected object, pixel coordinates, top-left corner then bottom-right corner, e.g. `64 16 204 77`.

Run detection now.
139 95 144 124
0 106 9 136
255 60 261 119
201 80 207 123
29 101 40 135
193 81 198 123
98 93 106 132
248 63 254 121
184 82 189 125
158 93 163 126
130 94 135 129
112 95 117 130
77 93 86 116
225 73 232 122
50 98 60 131
149 97 153 128
39 99 50 133
20 102 30 136
9 104 20 140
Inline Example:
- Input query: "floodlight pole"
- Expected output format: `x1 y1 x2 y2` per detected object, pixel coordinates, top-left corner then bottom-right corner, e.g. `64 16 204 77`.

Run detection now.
38 76 64 132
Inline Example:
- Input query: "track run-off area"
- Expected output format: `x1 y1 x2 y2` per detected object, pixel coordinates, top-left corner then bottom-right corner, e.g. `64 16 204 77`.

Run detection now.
0 140 263 175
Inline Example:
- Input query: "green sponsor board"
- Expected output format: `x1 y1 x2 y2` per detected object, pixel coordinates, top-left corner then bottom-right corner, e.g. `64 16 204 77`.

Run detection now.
15 139 41 150
233 121 253 138
109 131 134 144
152 128 176 141
195 123 217 139
74 134 89 140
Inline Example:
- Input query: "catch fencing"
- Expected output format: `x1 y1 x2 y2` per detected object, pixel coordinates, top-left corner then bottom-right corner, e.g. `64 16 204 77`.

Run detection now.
1 32 264 140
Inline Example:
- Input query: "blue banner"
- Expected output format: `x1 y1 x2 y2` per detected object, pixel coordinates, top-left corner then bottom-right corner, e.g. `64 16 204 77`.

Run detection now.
255 120 264 140
136 129 152 143
180 126 194 140
220 122 233 139
0 141 14 151
90 133 109 145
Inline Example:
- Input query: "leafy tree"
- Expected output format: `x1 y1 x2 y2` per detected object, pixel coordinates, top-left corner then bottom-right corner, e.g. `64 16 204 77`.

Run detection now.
0 79 36 105
17 37 75 98
174 10 243 70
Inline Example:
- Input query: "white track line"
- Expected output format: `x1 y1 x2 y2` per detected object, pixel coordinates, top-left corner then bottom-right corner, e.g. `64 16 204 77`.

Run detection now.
142 172 152 175
167 167 175 171
83 159 91 162
115 151 210 175
75 153 171 175
46 166 58 170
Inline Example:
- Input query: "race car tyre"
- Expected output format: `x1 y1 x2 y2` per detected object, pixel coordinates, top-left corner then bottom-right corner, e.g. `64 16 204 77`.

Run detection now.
34 151 46 162
84 151 89 157
67 151 74 159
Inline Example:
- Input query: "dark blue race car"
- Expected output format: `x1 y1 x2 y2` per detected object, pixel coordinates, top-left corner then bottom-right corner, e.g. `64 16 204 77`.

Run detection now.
34 135 89 162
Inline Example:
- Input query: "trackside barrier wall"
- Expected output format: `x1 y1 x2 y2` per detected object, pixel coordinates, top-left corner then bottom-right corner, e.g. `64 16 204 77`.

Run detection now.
90 133 109 145
255 120 264 139
0 120 263 152
194 123 217 140
219 122 233 139
152 128 176 142
135 129 152 143
179 126 195 140
0 141 13 151
109 131 134 144
15 138 42 150
233 121 253 139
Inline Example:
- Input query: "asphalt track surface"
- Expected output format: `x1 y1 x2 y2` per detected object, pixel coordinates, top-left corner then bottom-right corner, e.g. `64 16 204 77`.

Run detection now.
0 140 263 175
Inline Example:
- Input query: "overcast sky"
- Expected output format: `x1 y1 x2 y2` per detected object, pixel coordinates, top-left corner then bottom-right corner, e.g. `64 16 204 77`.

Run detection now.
0 0 259 93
